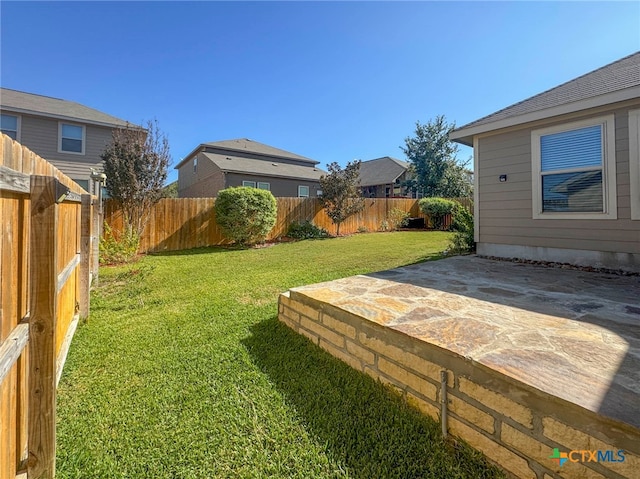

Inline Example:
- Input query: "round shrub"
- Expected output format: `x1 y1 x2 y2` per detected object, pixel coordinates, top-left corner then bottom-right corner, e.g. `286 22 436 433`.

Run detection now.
418 197 459 230
286 221 330 240
215 187 277 245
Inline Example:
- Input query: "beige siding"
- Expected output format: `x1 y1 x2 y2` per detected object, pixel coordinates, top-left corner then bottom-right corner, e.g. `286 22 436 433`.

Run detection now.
178 155 225 198
477 103 640 256
18 114 113 185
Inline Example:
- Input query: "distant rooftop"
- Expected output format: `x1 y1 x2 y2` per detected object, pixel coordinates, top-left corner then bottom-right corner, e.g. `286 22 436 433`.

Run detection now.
451 51 640 145
202 152 325 181
0 87 135 128
358 156 410 187
204 138 318 164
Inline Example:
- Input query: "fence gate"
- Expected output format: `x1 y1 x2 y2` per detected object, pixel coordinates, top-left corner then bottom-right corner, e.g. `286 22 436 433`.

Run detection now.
1 163 94 479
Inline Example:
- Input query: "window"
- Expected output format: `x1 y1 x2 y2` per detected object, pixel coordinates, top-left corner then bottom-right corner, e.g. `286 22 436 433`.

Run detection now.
193 157 198 173
257 182 270 190
630 109 640 220
242 180 256 187
298 185 309 197
531 115 616 219
73 179 90 192
59 123 85 154
316 189 323 197
1 114 19 140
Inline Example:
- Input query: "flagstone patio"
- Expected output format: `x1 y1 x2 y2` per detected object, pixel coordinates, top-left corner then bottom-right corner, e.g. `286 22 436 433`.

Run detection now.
278 255 640 479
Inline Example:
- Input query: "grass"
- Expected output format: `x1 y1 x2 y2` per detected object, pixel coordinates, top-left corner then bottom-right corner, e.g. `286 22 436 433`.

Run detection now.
56 231 505 479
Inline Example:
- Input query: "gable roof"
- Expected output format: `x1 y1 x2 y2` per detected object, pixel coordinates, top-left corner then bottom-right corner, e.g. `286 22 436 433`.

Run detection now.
202 152 325 181
358 156 410 187
0 88 134 128
176 138 319 169
450 51 640 146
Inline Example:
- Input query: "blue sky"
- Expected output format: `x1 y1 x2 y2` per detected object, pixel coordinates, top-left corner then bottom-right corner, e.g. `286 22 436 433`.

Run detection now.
1 1 638 185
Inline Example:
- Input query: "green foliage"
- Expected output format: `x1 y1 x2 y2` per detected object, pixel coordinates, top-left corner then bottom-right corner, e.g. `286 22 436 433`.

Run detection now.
162 181 178 198
419 197 459 230
379 220 390 232
287 221 330 240
387 208 410 230
215 186 277 245
319 161 365 236
402 115 472 198
448 205 475 254
99 222 140 265
102 120 171 236
357 226 369 233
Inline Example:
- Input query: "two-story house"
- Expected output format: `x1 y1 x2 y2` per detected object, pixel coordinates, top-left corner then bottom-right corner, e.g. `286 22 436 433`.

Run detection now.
176 138 326 198
0 87 137 193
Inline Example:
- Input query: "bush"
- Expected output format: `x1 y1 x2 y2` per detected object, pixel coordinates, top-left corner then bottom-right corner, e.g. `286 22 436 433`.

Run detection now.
387 208 410 230
379 220 390 232
99 222 140 265
215 187 277 245
419 197 458 230
286 221 330 240
357 226 369 233
448 206 475 254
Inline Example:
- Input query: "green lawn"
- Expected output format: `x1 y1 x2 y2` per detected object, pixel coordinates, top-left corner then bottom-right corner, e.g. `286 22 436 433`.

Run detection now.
56 232 505 479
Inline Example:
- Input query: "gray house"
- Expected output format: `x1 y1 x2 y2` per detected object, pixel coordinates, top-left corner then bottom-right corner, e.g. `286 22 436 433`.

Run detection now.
0 87 136 193
359 156 416 198
176 138 325 198
450 51 640 272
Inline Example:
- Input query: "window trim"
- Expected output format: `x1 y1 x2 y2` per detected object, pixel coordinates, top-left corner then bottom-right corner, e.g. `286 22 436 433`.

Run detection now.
629 109 640 220
1 113 21 141
531 114 617 220
193 157 198 173
242 180 257 187
257 182 270 191
298 185 309 197
58 122 86 155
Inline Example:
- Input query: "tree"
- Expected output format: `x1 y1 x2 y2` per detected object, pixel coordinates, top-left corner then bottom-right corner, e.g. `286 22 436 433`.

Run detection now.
402 115 472 198
319 161 365 236
101 120 171 237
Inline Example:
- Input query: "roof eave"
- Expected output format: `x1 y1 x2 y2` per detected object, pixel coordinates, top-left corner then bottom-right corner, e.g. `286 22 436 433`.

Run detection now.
450 85 640 145
0 105 138 130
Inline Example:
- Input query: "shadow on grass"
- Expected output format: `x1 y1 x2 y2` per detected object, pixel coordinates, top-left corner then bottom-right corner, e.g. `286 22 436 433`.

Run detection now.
149 246 235 257
243 317 505 479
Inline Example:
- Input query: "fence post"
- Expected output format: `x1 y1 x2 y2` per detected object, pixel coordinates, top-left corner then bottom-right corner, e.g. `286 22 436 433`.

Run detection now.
91 195 101 281
78 195 92 318
28 175 57 479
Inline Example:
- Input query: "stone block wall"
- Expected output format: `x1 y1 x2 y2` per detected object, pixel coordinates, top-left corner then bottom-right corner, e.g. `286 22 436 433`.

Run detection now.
278 291 640 479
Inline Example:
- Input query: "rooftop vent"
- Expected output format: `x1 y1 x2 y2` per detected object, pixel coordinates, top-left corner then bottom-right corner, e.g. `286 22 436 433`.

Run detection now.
272 163 278 166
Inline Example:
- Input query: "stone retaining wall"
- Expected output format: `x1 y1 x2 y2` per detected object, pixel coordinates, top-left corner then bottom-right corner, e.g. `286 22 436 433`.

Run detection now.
278 291 640 479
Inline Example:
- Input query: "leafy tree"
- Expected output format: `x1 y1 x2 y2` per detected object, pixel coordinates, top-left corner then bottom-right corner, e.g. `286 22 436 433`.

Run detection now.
402 115 472 198
215 187 277 246
319 161 365 236
162 181 178 198
102 120 171 237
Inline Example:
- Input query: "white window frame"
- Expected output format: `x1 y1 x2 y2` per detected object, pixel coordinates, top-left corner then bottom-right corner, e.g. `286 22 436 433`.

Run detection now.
193 157 198 173
58 122 86 155
298 185 309 197
257 182 270 191
629 109 640 220
242 180 256 187
531 114 617 220
1 113 20 141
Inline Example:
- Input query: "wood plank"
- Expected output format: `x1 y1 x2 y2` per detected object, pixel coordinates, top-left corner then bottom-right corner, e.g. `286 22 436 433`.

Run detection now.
56 254 80 294
0 321 29 384
28 175 57 479
0 166 29 194
78 195 92 318
55 315 78 387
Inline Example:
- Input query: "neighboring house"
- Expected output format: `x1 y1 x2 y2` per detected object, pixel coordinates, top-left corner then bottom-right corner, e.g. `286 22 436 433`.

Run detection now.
358 156 415 198
0 87 137 194
176 138 325 198
450 51 640 272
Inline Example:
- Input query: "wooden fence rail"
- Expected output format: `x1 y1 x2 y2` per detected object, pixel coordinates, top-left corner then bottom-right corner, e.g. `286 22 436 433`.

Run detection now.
0 134 98 479
105 196 473 254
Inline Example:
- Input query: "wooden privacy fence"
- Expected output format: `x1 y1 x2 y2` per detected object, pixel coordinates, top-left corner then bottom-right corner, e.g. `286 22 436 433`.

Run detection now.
0 135 98 479
105 196 473 253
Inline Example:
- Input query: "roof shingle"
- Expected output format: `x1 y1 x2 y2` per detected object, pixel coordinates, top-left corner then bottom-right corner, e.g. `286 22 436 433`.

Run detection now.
358 156 409 187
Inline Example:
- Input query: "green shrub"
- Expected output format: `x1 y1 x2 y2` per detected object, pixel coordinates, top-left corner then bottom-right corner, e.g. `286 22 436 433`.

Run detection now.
419 197 458 230
286 221 330 240
357 226 369 233
448 205 475 254
99 222 140 265
387 208 410 230
379 219 390 232
215 187 277 245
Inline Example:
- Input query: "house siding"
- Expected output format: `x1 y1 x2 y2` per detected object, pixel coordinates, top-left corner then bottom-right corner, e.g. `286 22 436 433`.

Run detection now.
18 114 113 184
225 173 321 197
178 154 225 198
477 103 640 260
